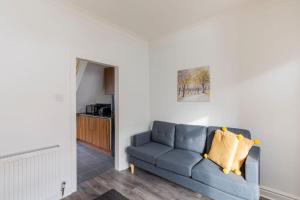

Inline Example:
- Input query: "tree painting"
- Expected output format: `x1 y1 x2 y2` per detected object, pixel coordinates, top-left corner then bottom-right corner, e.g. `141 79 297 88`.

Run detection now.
177 66 210 102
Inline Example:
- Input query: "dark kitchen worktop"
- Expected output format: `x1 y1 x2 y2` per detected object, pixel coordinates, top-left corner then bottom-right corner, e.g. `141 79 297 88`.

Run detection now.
77 113 112 119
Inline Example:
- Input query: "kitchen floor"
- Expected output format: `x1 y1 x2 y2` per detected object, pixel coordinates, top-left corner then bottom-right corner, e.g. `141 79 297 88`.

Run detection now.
77 141 114 184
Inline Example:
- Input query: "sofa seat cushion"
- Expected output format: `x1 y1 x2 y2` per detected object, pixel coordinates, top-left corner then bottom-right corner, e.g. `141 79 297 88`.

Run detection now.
127 142 172 164
156 149 202 177
192 159 257 199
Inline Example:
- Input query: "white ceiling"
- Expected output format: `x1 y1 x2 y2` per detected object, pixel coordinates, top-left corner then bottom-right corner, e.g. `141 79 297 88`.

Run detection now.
62 0 250 41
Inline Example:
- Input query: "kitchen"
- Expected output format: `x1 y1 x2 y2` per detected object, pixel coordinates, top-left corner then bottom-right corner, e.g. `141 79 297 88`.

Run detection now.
76 59 115 184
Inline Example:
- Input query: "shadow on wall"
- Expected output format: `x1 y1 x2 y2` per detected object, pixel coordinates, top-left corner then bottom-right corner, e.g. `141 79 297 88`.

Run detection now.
149 116 209 129
236 1 300 195
188 116 209 126
237 0 300 81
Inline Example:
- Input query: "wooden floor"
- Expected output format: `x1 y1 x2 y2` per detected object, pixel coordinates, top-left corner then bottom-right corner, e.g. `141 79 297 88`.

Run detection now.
64 167 268 200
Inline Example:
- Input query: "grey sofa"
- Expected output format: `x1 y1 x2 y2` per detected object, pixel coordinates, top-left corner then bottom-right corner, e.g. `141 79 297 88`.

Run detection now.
127 121 260 200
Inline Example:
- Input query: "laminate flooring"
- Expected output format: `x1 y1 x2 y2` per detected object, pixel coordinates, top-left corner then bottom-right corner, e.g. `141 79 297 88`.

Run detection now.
65 167 269 200
77 141 114 184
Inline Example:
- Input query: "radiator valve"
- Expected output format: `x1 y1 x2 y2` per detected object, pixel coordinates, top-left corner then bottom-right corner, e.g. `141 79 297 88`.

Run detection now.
61 181 66 198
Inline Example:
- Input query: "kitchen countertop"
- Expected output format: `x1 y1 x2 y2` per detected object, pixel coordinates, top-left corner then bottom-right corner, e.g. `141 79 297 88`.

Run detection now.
77 113 112 119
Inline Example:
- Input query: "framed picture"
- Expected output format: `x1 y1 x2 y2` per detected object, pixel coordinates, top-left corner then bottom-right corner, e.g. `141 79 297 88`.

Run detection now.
177 66 210 102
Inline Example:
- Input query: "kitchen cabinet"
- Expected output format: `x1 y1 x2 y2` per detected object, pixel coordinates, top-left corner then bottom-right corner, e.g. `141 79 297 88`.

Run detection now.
104 67 114 95
77 115 111 154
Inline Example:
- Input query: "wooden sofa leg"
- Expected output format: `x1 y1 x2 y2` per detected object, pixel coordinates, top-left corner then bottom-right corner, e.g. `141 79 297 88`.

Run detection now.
130 164 135 174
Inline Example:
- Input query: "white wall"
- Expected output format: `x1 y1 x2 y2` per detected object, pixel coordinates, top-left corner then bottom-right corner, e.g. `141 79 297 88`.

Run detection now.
76 63 112 113
1 0 299 198
237 0 300 198
149 0 300 198
149 5 241 127
0 0 150 197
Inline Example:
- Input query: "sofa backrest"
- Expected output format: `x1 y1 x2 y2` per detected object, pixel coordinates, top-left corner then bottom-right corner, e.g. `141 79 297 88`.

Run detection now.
206 126 252 153
152 121 176 147
175 124 207 154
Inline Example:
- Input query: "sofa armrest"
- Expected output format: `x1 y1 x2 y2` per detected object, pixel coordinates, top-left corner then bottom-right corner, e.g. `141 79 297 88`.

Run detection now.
132 131 151 146
245 146 260 184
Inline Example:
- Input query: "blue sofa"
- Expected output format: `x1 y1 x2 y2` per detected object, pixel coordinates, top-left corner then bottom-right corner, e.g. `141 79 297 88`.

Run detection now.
127 121 260 200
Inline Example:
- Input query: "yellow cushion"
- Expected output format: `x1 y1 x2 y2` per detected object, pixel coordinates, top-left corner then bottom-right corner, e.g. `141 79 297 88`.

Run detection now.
206 129 239 174
231 136 260 175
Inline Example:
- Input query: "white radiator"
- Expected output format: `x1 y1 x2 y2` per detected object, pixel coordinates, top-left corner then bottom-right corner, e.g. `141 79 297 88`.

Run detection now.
0 145 61 200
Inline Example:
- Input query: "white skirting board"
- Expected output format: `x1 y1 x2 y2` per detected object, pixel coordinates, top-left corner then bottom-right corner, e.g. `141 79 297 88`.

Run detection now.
260 186 300 200
0 145 61 200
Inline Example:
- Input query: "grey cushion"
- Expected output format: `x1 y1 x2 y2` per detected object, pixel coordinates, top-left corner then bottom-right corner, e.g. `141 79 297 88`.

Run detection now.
175 124 207 153
192 159 257 200
206 126 251 153
127 142 172 164
152 121 176 147
156 149 202 177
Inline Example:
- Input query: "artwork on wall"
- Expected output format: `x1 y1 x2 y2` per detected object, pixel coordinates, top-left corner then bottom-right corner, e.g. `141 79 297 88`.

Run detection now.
177 66 210 102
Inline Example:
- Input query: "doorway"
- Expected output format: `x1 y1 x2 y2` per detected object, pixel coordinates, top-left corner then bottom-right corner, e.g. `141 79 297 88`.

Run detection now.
75 58 116 184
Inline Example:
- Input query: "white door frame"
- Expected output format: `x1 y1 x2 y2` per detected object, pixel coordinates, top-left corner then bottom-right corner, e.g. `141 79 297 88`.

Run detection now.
68 56 119 193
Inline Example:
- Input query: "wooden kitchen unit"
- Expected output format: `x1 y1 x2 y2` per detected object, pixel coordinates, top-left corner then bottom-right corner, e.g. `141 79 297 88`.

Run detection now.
77 114 112 155
104 67 114 95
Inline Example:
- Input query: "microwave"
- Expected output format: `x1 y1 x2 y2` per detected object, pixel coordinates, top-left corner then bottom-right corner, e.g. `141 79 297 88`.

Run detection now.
86 104 111 116
86 104 95 115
